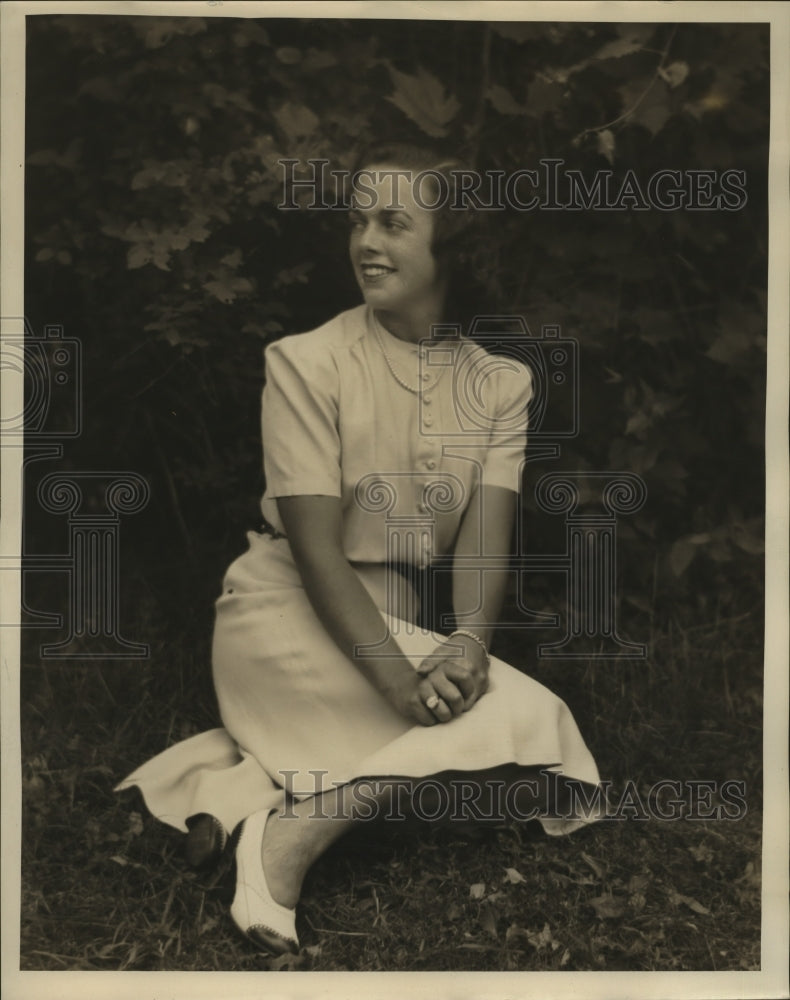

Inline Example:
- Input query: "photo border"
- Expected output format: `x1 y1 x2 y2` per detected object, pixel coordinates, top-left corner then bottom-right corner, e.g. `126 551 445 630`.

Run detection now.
2 2 787 998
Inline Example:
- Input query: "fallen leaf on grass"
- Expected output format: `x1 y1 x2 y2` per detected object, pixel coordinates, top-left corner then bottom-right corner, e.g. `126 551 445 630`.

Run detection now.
469 882 486 900
668 890 710 916
109 854 146 870
268 950 306 971
687 843 714 864
529 922 561 950
506 922 560 951
581 851 606 880
504 867 526 884
737 860 761 887
479 903 499 939
588 893 627 919
128 812 144 837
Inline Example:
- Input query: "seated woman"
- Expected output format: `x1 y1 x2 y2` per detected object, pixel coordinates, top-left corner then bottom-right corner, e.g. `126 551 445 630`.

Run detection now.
116 142 601 957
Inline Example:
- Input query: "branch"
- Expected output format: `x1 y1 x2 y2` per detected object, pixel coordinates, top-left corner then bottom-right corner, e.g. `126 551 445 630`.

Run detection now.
573 24 678 143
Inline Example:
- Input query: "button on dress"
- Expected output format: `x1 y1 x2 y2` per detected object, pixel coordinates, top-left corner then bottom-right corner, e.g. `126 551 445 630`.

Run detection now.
116 305 601 835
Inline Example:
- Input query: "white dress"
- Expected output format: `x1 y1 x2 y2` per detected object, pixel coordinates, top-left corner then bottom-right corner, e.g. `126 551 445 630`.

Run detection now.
116 305 601 835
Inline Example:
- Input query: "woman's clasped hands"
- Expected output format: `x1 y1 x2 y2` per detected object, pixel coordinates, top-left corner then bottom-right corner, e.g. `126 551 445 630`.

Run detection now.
384 632 490 727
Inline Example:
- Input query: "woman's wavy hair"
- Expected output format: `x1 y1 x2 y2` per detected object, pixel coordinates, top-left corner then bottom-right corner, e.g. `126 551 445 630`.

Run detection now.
350 141 502 336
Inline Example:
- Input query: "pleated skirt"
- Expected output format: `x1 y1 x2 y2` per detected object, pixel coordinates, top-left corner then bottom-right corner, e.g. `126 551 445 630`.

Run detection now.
116 531 602 836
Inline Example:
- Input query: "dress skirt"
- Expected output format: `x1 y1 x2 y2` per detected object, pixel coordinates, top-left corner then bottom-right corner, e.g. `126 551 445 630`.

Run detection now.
116 531 602 837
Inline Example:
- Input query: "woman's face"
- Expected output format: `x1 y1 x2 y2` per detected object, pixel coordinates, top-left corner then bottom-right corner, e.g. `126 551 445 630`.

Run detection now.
348 165 445 319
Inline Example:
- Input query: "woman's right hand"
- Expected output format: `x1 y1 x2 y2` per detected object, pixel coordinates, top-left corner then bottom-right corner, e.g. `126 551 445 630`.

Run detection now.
380 669 464 727
382 668 464 726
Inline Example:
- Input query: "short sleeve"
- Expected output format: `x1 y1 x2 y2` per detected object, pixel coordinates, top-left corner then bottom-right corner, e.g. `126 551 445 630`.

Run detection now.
261 336 342 498
480 360 533 493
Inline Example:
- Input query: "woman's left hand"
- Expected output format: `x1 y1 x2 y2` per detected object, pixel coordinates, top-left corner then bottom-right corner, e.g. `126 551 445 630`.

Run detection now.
416 635 490 713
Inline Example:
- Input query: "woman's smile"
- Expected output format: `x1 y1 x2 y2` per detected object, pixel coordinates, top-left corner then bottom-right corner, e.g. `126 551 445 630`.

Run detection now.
359 261 397 282
349 166 445 334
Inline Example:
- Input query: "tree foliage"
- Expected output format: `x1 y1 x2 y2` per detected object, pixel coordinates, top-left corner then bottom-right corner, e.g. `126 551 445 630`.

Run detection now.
25 15 768 615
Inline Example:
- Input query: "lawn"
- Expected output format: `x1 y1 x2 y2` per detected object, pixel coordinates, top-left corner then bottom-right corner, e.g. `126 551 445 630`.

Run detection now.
18 568 763 973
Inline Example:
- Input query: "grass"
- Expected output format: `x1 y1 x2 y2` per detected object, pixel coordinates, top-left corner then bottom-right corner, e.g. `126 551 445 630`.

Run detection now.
18 571 763 972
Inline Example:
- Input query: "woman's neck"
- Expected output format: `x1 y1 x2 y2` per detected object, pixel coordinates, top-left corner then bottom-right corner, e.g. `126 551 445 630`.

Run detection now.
374 303 445 345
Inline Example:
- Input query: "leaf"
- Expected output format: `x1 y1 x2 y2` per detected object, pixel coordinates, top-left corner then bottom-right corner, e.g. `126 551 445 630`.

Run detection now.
127 812 144 837
386 65 460 138
504 867 526 885
204 275 254 304
731 522 764 555
469 882 486 900
581 852 606 880
684 73 741 119
669 890 711 916
618 77 672 135
625 411 650 437
275 46 302 65
268 950 306 970
301 49 338 73
274 263 314 288
142 17 206 49
527 922 559 950
526 74 565 116
273 102 320 143
487 84 527 116
705 330 752 364
202 83 256 113
127 245 152 270
597 129 616 165
588 894 627 919
232 22 270 47
491 23 544 44
687 844 714 864
131 159 191 190
220 249 243 269
479 902 499 939
27 140 82 171
670 540 698 577
506 923 529 944
659 61 690 89
594 25 653 61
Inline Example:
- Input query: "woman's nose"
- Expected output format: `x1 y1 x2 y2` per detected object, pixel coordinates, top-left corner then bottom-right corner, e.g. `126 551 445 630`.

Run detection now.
357 220 381 252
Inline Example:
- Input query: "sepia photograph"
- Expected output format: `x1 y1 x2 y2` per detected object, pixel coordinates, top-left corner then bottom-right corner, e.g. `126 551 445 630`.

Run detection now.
1 1 787 997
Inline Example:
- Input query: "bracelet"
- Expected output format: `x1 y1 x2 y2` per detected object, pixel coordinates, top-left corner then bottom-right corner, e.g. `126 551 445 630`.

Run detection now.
449 629 490 667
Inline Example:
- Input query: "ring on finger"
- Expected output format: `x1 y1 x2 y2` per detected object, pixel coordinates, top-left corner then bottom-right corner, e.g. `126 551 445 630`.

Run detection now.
425 694 440 710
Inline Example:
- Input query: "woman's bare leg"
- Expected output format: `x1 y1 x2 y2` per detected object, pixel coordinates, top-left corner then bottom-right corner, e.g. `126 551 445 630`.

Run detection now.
259 783 377 909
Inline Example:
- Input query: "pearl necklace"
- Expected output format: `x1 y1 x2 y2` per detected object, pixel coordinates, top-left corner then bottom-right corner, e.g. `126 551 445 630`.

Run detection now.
371 312 447 395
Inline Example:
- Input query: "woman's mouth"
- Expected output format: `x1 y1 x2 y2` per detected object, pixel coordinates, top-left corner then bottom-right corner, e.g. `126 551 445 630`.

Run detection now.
360 263 396 283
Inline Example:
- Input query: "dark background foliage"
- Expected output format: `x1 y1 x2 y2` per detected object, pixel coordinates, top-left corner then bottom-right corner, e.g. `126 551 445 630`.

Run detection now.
19 14 768 973
24 15 767 623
